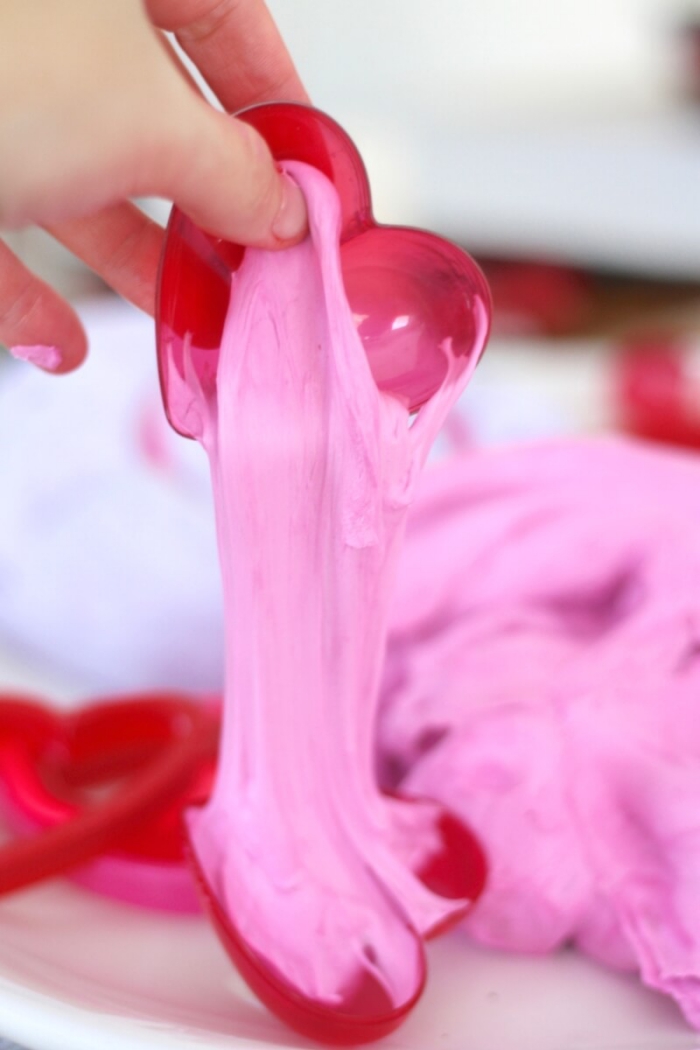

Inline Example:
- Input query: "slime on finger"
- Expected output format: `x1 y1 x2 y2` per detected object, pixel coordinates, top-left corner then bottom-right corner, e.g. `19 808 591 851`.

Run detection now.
9 344 62 371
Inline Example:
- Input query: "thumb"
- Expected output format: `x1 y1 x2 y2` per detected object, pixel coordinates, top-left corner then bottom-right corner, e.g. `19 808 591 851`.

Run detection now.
151 96 308 249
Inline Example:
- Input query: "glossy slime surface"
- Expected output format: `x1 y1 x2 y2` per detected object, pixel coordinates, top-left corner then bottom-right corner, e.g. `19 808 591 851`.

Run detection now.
180 162 485 1027
379 436 700 1030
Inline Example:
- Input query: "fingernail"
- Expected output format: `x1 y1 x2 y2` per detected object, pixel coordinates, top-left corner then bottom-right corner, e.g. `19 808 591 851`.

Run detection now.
271 174 308 244
10 344 62 372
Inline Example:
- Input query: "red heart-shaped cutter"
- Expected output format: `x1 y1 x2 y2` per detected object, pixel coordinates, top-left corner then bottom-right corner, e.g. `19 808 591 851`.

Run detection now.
156 102 491 437
0 693 217 896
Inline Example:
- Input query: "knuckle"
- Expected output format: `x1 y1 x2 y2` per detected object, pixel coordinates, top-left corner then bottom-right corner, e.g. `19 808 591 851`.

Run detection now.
3 271 45 334
176 0 240 46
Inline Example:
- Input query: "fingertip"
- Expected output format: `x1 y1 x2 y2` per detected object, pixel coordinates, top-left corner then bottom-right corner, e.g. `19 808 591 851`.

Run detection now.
53 332 88 374
0 242 88 376
9 339 87 375
45 304 88 374
228 122 309 248
269 172 308 248
166 106 309 250
52 342 88 375
8 317 87 375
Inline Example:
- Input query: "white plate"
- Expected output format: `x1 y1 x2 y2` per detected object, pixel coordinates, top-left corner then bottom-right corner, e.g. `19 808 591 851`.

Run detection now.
0 872 695 1050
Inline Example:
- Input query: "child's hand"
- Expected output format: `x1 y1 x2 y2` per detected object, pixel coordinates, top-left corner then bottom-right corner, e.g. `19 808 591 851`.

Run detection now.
0 0 309 372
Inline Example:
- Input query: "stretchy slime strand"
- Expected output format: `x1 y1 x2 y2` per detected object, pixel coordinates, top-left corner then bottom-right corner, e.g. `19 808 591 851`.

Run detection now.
156 105 490 1043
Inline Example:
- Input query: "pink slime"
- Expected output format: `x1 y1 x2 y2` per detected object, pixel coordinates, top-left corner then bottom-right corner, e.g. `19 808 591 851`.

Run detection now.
378 436 700 1030
9 344 61 371
169 162 488 1037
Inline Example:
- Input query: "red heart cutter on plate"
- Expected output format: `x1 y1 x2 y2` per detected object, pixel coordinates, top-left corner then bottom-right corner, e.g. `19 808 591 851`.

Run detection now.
0 689 486 1042
0 693 217 896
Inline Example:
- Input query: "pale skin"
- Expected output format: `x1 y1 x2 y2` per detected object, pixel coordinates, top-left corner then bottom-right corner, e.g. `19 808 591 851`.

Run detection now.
0 0 310 372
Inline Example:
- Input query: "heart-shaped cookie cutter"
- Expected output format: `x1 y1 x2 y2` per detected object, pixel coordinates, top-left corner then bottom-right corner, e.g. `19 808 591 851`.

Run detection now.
156 101 491 437
0 693 217 902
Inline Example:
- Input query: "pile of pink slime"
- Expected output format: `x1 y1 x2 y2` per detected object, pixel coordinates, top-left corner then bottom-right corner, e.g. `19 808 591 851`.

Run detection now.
163 159 700 1032
176 161 485 1024
380 435 700 1028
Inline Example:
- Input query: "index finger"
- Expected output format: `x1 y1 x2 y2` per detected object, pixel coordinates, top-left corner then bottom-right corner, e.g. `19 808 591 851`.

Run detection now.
0 239 87 373
145 0 309 113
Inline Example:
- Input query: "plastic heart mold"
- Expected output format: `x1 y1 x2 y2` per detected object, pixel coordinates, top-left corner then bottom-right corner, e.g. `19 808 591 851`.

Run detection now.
156 102 491 438
0 693 217 899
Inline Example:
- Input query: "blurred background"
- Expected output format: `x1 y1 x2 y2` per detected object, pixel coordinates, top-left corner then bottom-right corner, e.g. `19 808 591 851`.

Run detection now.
3 0 700 691
267 0 700 445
